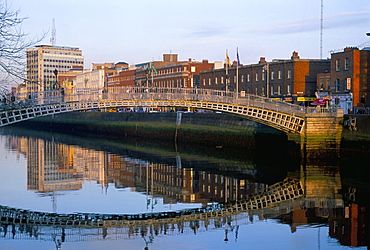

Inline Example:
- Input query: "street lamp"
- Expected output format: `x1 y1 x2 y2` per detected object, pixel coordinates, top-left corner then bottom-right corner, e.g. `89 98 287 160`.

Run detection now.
53 69 59 89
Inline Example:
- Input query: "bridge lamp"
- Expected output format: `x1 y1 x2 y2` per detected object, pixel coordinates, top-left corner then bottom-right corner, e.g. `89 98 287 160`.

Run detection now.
53 69 59 89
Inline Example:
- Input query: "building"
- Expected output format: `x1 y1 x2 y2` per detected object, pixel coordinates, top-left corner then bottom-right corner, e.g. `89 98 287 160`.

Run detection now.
135 54 215 88
74 68 105 99
107 67 136 90
200 51 331 104
26 45 84 93
57 66 84 96
328 47 370 113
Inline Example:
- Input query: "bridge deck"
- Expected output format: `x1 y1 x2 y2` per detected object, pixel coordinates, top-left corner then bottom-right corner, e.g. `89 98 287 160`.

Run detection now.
1 87 341 134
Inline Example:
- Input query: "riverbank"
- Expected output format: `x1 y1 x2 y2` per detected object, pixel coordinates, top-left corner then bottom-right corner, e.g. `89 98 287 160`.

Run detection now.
342 114 370 140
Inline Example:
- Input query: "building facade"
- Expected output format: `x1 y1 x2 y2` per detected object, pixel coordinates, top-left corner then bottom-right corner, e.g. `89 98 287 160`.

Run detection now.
74 69 105 99
26 45 84 93
329 47 370 113
200 52 330 104
107 68 136 89
135 54 215 88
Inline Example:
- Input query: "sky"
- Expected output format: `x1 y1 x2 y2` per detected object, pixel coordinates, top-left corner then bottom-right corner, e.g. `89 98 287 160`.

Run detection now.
8 0 370 68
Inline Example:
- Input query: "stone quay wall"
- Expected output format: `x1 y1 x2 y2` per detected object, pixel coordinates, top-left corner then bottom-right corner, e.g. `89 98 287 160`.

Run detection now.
17 111 277 148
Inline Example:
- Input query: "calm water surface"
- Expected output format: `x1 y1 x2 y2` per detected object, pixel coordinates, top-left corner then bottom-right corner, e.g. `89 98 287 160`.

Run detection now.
0 126 368 250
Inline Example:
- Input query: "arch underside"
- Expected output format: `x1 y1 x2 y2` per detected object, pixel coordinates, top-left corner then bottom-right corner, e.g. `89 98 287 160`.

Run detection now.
0 100 305 133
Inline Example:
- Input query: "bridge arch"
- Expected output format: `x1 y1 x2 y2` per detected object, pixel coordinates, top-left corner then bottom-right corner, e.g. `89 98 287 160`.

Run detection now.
0 87 341 134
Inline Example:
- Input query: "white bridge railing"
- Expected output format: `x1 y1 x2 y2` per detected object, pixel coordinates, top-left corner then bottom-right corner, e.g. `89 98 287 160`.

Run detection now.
1 87 339 117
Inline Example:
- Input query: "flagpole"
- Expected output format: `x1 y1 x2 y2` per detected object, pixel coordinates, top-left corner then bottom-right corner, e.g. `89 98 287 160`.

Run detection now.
236 48 239 100
151 61 154 87
236 47 241 100
226 49 229 94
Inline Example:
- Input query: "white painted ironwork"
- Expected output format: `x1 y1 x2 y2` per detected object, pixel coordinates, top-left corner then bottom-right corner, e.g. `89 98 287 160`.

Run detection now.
1 87 341 133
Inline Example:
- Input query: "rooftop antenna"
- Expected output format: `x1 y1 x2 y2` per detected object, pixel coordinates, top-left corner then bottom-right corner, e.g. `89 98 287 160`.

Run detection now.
50 18 56 46
320 0 323 59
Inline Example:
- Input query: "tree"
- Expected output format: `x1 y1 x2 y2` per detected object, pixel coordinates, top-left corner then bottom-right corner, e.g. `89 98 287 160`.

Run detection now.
0 0 43 91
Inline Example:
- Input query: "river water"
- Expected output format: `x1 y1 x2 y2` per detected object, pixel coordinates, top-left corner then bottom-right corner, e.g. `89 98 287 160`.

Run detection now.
0 124 368 250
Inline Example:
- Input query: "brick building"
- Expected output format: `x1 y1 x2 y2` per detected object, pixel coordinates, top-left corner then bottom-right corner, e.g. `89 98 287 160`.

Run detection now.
200 51 330 104
135 54 215 88
329 47 370 112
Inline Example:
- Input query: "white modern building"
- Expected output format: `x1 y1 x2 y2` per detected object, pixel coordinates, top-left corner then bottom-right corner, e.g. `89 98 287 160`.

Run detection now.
26 45 84 93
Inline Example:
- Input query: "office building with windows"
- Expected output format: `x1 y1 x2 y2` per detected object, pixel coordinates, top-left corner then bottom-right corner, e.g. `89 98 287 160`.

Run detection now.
26 45 84 93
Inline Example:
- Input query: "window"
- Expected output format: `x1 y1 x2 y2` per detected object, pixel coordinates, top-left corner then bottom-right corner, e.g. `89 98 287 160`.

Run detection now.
255 87 258 95
335 79 340 92
271 71 275 80
191 66 196 72
215 77 218 84
335 59 340 71
287 69 292 79
255 73 258 81
247 73 250 82
278 70 282 79
346 78 351 90
270 86 274 95
345 58 349 70
287 85 291 94
241 74 244 82
319 77 324 89
277 85 281 95
326 77 330 89
221 76 224 84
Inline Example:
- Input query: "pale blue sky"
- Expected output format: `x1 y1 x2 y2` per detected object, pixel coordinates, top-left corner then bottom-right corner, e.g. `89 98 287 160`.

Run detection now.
10 0 370 67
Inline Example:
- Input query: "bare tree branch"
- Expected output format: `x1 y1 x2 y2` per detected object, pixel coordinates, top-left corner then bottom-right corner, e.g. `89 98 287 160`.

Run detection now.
0 0 45 86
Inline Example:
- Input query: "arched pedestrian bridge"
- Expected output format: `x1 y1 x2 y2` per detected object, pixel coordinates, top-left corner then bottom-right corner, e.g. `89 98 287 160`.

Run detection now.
0 87 343 134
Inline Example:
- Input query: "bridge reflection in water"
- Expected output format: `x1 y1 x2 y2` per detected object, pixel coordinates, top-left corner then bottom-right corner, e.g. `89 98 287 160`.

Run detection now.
0 127 365 249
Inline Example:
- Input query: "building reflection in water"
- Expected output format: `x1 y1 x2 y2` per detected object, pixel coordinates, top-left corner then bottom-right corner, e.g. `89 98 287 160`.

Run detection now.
1 133 369 248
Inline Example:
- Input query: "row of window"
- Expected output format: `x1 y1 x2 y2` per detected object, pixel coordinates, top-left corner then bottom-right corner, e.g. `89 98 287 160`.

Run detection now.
245 85 291 96
319 76 352 92
335 58 350 71
139 66 197 77
44 50 82 56
203 69 292 85
44 59 83 64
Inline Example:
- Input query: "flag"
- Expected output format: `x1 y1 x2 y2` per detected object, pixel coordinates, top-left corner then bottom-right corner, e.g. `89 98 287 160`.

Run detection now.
151 64 158 75
236 47 240 67
149 62 158 75
226 50 231 67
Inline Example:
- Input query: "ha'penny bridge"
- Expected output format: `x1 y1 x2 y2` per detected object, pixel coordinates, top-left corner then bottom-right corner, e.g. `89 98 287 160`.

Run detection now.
0 178 303 244
0 87 343 136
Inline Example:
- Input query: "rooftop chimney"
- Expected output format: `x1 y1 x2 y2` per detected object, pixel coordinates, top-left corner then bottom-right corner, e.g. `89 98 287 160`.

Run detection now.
291 51 299 60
